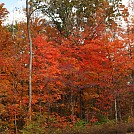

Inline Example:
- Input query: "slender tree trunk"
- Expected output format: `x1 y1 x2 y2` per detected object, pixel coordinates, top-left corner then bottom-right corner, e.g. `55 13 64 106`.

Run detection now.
14 104 17 134
26 0 33 121
13 80 17 134
70 88 74 124
114 97 118 123
47 87 51 129
12 25 18 133
79 89 83 119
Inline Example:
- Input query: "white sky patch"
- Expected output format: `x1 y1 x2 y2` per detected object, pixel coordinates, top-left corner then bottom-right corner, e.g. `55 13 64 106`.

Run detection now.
122 0 129 5
3 0 26 25
4 10 26 25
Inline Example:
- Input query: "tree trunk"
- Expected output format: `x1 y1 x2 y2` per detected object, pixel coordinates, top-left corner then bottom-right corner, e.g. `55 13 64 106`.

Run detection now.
114 97 118 123
79 89 83 119
26 0 33 122
70 88 74 124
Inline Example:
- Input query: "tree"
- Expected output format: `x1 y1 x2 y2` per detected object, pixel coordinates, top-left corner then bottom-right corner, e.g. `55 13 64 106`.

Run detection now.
26 0 33 122
26 0 127 38
1 1 134 132
0 3 8 25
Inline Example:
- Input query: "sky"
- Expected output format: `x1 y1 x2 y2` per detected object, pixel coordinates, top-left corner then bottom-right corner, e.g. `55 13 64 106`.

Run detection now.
0 0 131 25
1 0 26 24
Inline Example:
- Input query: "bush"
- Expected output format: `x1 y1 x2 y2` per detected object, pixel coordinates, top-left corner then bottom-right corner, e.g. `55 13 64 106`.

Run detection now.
21 115 47 134
74 120 88 128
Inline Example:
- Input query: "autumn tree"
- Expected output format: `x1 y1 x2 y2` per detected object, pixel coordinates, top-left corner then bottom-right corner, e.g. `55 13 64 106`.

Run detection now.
0 0 134 133
123 0 134 118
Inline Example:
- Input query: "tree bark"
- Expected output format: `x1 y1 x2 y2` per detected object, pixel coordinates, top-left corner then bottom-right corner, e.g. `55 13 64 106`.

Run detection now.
70 88 74 124
26 0 33 122
114 97 118 123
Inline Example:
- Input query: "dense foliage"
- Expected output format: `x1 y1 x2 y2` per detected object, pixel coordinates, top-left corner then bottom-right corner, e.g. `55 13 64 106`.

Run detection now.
0 1 134 133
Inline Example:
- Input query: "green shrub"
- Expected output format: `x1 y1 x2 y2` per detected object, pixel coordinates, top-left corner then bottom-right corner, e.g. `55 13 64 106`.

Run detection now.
74 120 88 128
21 115 47 134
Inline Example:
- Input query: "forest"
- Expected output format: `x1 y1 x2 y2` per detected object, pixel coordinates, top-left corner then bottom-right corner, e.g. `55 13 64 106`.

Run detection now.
0 0 134 134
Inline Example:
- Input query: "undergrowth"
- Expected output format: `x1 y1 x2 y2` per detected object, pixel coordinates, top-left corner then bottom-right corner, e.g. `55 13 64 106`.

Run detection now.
21 121 134 134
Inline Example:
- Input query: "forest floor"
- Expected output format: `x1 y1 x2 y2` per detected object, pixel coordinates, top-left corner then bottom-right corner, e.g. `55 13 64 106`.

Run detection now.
51 122 134 134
